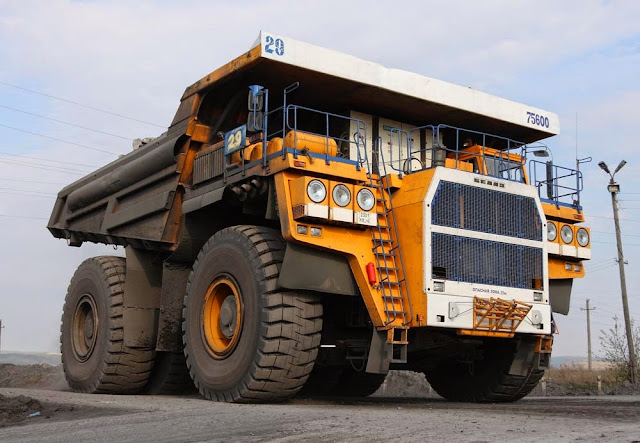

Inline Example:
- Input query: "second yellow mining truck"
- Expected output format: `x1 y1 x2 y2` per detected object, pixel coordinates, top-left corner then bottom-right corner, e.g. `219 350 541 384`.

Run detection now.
48 32 591 402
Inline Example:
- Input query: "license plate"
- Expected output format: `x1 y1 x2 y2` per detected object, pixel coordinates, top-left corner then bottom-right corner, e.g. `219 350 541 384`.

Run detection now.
355 211 376 226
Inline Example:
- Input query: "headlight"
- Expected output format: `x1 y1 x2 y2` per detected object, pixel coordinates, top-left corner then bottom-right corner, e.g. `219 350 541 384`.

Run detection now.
560 225 573 244
547 222 557 241
576 228 589 247
307 180 327 203
332 184 351 207
356 188 375 211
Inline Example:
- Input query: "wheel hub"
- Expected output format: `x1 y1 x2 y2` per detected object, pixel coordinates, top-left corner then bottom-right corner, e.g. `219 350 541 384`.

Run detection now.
202 275 243 358
219 296 237 339
71 294 99 362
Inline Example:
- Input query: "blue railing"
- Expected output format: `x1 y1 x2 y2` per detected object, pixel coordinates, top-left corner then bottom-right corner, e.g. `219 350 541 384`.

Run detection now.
225 85 577 197
529 160 582 208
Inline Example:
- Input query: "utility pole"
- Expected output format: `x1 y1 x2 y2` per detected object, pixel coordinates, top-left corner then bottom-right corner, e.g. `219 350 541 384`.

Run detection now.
0 319 4 353
581 299 596 371
598 160 638 384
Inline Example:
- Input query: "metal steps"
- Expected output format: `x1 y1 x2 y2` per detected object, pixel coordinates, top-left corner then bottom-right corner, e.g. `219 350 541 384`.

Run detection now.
366 138 413 363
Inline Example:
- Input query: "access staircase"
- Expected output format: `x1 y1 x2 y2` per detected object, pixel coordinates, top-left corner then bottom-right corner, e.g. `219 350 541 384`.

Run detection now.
365 138 413 363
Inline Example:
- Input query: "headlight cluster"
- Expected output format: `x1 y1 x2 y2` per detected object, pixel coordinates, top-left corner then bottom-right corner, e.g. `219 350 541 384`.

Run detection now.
307 179 375 211
547 221 590 247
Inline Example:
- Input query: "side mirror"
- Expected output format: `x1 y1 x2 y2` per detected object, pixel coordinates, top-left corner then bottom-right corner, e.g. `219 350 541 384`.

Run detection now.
546 161 555 200
248 85 264 112
247 111 264 132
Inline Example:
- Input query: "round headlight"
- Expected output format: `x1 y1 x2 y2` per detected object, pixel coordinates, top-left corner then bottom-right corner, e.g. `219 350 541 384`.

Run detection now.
547 222 557 241
307 180 326 203
356 188 375 211
576 228 589 247
560 225 573 244
332 184 351 207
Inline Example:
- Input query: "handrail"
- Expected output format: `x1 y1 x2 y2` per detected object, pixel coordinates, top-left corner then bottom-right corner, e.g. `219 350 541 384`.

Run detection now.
284 104 369 172
529 159 583 207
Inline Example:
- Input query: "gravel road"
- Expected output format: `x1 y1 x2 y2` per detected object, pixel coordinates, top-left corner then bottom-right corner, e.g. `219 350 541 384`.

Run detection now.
0 388 638 442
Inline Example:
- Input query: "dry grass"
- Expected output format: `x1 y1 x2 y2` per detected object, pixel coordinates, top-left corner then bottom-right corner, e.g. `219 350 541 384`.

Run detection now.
528 364 640 396
547 366 617 389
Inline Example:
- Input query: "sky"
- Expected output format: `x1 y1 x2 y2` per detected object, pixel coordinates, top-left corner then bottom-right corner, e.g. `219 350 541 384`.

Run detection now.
0 0 639 359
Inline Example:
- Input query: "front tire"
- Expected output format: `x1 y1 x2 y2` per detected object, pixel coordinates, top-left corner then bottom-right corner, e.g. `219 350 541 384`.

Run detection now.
60 256 155 393
183 226 322 403
422 337 544 402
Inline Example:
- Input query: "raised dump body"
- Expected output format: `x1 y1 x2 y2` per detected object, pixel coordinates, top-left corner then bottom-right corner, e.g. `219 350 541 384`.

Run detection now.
49 32 590 402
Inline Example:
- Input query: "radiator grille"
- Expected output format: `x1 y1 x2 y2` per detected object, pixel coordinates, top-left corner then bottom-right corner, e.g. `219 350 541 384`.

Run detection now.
432 181 542 241
431 233 543 289
193 148 224 185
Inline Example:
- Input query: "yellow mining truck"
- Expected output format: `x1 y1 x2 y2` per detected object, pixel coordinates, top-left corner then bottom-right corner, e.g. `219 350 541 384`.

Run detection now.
48 32 590 402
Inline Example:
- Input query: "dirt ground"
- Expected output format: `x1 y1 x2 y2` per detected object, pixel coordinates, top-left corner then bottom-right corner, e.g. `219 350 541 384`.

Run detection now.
1 363 639 441
0 388 638 442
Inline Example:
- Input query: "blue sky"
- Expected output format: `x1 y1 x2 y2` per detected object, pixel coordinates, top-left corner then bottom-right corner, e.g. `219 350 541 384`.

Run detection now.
0 0 639 358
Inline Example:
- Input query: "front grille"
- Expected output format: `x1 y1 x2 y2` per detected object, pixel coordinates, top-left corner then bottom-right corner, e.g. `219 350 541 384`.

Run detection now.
432 181 542 241
431 233 543 289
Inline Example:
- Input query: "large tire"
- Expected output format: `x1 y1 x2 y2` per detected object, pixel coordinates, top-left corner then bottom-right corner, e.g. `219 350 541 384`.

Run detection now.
146 351 197 395
422 337 543 402
300 365 386 397
182 226 323 403
60 256 155 393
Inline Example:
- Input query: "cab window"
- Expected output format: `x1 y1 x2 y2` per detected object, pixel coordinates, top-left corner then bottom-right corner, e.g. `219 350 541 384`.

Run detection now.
485 156 524 182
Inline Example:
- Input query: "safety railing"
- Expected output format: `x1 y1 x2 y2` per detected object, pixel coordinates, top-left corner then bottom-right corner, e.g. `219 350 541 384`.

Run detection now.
284 104 370 172
221 84 562 189
529 160 583 208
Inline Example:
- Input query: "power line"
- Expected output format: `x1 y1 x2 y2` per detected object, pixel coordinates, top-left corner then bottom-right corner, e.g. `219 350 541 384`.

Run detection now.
0 104 133 140
592 230 640 239
0 123 120 155
0 214 47 220
0 187 56 195
0 81 165 128
0 157 90 174
0 191 54 198
0 178 69 185
587 214 640 224
592 240 640 247
0 159 84 175
0 151 98 169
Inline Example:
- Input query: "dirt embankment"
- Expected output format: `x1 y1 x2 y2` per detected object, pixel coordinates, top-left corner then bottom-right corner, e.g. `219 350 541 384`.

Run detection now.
0 364 68 391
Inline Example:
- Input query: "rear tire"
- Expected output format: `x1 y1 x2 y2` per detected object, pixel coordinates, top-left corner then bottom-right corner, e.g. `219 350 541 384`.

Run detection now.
422 337 543 402
60 256 155 393
183 226 323 403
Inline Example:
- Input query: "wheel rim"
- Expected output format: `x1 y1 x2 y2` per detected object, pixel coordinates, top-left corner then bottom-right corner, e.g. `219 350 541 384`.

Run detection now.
202 275 243 359
71 294 99 362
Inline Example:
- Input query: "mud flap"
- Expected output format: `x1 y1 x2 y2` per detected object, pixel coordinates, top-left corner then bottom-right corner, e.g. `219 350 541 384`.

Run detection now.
156 262 191 352
508 339 537 376
508 336 551 375
365 329 391 374
123 247 164 348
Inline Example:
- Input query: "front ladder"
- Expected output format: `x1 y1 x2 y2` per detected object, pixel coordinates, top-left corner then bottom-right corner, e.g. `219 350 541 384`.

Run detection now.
367 138 412 362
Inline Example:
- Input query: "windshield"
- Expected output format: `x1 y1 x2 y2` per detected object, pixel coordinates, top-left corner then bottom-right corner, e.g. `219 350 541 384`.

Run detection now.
485 156 525 182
